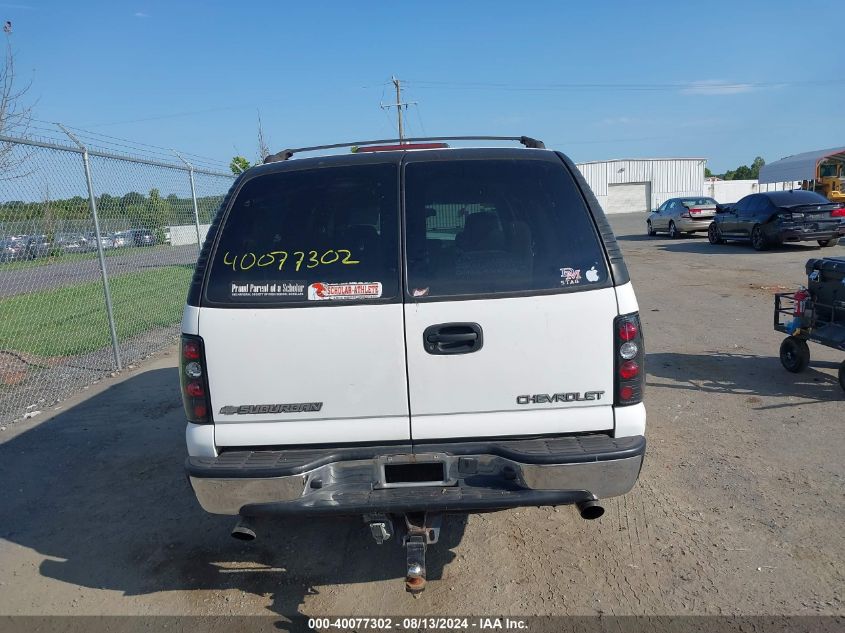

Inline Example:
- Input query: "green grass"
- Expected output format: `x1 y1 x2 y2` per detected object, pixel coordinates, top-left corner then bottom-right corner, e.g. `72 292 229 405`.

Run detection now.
0 245 172 271
0 265 193 357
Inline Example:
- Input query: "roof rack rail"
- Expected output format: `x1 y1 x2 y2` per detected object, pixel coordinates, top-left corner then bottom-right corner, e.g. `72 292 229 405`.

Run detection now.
263 135 545 164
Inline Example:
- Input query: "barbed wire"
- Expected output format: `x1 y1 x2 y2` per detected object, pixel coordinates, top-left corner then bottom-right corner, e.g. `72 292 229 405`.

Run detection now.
25 118 230 171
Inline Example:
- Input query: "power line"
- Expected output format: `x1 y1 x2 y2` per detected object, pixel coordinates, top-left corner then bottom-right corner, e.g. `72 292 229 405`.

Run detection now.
77 103 257 128
27 118 229 168
403 78 844 92
64 124 226 165
413 104 428 137
402 83 428 138
379 82 398 135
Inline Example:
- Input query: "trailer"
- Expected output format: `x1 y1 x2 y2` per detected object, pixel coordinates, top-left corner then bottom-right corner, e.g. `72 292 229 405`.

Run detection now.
774 257 845 391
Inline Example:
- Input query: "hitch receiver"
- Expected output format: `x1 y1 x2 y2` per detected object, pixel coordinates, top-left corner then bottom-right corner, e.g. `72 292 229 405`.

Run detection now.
402 513 441 595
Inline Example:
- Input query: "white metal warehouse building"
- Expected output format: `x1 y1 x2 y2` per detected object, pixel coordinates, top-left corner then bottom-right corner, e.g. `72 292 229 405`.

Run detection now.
576 158 706 214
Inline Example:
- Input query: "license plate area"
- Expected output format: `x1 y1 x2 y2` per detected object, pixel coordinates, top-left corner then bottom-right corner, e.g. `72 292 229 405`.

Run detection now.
385 462 445 483
376 453 455 488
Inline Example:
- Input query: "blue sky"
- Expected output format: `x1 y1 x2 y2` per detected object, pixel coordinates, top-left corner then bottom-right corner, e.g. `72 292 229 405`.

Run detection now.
2 0 843 172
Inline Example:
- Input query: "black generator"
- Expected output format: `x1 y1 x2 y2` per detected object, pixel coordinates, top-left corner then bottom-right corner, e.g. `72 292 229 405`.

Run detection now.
805 257 845 323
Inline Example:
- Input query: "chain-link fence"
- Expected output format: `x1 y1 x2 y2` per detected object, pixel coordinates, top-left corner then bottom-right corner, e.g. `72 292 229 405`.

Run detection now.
0 129 234 424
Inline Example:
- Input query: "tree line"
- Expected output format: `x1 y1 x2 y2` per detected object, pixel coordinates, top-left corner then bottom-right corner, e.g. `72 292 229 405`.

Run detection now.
0 188 222 234
706 156 766 181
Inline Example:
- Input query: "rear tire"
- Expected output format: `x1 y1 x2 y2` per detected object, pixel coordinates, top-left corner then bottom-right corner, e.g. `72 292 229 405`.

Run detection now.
818 238 839 247
647 221 656 236
780 337 810 373
708 223 724 244
751 224 768 251
668 221 680 239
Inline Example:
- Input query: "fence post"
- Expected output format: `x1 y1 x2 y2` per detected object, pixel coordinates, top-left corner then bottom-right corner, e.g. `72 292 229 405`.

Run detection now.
57 124 123 371
174 151 203 257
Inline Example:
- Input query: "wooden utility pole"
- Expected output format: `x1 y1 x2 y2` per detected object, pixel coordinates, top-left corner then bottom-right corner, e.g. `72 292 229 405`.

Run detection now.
381 76 416 143
392 76 404 141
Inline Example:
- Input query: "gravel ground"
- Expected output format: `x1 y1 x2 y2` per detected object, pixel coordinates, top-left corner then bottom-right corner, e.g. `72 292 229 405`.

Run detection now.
0 213 842 620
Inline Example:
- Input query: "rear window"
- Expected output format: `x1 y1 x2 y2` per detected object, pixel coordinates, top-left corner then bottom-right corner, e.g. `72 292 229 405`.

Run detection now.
404 159 608 298
206 163 399 304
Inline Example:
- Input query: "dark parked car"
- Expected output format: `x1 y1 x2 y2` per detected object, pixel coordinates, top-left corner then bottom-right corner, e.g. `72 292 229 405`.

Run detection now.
708 190 845 251
129 229 156 247
0 235 50 262
22 234 51 259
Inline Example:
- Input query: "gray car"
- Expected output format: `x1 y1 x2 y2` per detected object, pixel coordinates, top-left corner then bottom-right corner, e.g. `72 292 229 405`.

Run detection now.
647 196 718 238
84 232 115 250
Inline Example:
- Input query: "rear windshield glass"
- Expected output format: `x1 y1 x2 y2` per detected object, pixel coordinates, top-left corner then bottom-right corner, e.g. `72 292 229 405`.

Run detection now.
681 198 717 206
206 163 399 304
404 159 608 298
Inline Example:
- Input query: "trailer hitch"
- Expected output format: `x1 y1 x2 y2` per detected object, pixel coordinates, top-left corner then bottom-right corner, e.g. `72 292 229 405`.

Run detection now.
364 512 442 595
403 512 441 595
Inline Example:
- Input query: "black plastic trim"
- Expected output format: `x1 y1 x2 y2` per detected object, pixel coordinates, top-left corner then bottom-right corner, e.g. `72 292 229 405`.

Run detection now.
423 322 483 355
264 135 546 162
555 151 631 286
242 488 591 517
186 434 645 479
187 173 246 307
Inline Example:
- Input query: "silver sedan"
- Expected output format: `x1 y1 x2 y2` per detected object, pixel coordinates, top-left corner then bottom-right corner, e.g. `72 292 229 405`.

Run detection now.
647 197 718 238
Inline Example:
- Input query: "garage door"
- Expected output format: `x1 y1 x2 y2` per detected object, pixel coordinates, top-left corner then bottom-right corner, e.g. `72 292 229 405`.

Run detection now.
606 182 651 215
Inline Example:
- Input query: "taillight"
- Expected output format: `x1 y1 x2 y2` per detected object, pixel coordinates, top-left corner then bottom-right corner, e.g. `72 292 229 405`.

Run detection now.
619 321 638 341
833 207 845 217
180 334 211 423
619 360 640 380
614 313 644 406
186 381 204 397
183 340 201 360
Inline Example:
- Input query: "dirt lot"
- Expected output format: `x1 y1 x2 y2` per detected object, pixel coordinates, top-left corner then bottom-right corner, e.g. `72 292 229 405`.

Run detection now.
0 213 843 619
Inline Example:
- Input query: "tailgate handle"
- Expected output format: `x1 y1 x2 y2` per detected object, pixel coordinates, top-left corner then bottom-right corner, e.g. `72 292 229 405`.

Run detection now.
423 323 483 355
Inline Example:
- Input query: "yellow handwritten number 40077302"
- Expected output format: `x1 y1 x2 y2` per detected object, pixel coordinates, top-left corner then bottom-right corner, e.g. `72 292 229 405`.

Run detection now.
222 249 361 272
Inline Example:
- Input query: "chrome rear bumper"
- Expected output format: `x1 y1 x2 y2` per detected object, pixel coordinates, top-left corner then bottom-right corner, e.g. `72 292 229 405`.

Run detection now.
186 435 646 516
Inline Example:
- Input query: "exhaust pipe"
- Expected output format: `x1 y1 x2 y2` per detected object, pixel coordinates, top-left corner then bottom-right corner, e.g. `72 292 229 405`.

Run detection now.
576 499 604 520
231 516 257 541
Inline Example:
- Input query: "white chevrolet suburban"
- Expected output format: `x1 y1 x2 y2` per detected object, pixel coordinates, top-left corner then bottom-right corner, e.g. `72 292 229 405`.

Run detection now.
180 136 646 592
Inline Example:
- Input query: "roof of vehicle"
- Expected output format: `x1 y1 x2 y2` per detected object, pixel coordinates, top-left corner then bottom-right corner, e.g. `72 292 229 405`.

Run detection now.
761 189 832 205
261 136 546 164
758 147 845 184
246 146 561 178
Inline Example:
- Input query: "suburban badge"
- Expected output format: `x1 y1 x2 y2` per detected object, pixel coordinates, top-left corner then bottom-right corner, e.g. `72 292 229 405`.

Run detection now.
219 402 323 415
